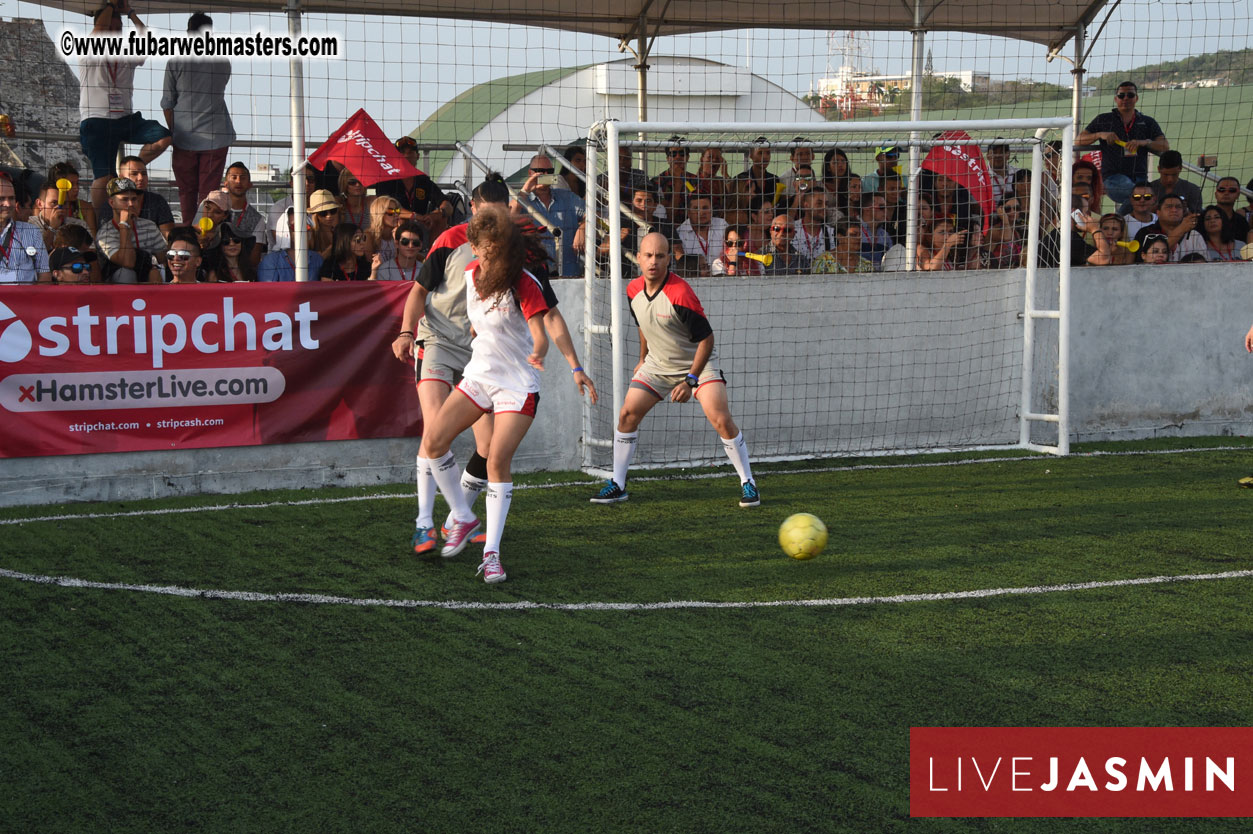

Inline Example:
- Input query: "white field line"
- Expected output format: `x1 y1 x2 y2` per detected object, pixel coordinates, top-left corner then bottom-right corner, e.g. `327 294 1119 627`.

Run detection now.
1 567 1250 612
2 444 1249 527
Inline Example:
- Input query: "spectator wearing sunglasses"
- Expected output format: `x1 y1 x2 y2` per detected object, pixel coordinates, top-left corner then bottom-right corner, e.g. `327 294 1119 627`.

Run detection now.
375 137 452 237
1122 181 1158 239
205 222 257 282
164 236 204 284
1076 81 1168 205
49 246 97 284
515 154 584 277
709 226 761 277
258 207 323 282
761 214 811 276
337 167 374 230
307 189 341 259
371 220 425 281
1127 150 1203 215
318 223 370 281
649 137 698 229
1212 177 1251 244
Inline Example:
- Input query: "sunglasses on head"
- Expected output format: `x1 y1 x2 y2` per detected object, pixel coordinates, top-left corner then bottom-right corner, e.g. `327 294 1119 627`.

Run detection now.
1116 92 1137 99
1143 234 1167 244
167 250 195 261
398 238 422 247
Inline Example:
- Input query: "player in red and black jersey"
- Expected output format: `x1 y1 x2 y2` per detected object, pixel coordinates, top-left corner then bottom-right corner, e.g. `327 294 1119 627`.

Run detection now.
590 232 759 508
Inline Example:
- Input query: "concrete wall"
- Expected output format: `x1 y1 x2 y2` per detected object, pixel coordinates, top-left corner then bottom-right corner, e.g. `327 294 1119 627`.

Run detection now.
4 263 1252 507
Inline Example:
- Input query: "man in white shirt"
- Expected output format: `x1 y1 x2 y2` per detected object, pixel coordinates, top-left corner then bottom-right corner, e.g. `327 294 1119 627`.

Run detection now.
79 0 171 209
0 173 51 283
673 195 727 276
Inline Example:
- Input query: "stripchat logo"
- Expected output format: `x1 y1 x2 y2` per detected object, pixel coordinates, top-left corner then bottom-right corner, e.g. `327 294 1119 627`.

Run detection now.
0 296 320 369
0 301 34 363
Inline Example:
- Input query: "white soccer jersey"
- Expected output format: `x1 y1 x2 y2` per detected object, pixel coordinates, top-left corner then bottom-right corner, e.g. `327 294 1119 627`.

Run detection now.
462 263 550 394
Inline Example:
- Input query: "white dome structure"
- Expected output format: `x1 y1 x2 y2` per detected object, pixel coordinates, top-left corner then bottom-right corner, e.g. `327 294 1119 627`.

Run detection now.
409 55 828 183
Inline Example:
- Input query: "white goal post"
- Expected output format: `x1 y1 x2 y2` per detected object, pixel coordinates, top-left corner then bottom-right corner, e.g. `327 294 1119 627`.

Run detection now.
580 117 1075 474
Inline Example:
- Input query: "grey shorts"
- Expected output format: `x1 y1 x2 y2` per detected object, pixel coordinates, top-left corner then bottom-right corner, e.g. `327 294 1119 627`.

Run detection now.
629 365 725 400
417 341 472 388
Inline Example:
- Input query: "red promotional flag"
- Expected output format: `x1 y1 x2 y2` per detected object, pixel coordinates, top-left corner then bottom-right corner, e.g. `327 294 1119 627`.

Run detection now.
921 131 995 233
1083 151 1102 173
307 108 422 188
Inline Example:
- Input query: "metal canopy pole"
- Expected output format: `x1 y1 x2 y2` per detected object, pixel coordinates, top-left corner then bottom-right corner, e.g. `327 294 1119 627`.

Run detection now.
906 0 926 272
1071 27 1085 141
286 0 308 281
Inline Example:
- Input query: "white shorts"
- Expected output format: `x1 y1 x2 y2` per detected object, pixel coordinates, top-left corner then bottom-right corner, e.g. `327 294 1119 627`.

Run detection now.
456 377 540 416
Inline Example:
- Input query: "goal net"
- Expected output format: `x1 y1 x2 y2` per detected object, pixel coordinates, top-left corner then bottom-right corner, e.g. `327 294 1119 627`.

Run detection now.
581 119 1073 473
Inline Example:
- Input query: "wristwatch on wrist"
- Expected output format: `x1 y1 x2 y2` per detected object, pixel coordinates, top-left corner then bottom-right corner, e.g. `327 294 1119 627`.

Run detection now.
685 374 699 388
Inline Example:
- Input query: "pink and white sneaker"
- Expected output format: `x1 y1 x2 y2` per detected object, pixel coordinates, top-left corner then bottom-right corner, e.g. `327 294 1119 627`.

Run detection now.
441 517 481 558
477 552 507 584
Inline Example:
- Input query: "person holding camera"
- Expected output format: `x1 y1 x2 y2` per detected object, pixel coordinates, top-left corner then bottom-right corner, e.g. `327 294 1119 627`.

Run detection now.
514 154 584 277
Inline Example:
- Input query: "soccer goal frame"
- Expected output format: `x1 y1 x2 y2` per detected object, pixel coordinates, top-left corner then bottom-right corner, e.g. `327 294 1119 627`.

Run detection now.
580 117 1075 474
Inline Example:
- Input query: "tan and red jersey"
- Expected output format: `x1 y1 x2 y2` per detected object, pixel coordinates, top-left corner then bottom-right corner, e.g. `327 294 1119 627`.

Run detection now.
627 271 716 376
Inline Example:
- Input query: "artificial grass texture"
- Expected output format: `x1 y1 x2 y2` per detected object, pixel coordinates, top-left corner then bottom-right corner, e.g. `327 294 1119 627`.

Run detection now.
2 443 1252 832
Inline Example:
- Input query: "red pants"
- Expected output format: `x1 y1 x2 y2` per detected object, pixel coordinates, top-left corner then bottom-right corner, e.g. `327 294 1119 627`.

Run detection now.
171 146 229 222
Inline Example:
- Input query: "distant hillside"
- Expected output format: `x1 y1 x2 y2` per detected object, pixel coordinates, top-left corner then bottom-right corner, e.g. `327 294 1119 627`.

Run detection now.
1090 48 1253 91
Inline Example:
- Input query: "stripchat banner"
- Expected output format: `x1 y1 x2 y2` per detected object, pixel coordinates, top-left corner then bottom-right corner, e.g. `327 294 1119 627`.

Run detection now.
0 283 420 457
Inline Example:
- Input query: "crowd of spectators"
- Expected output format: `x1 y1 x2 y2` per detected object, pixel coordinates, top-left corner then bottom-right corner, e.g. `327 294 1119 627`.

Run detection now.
3 23 1252 289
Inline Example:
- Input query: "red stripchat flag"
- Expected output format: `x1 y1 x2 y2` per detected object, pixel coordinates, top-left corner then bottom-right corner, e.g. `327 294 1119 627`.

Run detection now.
921 130 995 233
307 108 422 188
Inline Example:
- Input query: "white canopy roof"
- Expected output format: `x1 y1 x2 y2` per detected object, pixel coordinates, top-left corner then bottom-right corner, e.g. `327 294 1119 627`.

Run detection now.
40 0 1108 53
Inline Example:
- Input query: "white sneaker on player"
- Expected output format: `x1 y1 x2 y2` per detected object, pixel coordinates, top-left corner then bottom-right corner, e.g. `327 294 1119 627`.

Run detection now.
477 551 507 584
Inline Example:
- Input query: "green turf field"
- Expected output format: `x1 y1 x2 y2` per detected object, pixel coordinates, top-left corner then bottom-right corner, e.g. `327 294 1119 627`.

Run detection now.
3 440 1253 832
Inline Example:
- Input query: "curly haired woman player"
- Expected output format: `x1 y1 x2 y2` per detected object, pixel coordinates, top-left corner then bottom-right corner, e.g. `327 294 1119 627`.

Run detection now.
415 206 551 584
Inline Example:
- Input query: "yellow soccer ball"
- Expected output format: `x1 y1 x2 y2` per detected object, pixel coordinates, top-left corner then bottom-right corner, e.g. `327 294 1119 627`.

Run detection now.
778 513 828 560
